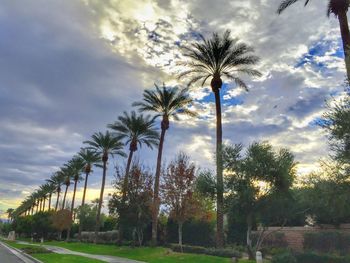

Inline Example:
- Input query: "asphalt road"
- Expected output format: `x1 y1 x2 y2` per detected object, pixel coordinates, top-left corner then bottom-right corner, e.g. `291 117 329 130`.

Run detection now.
0 242 26 263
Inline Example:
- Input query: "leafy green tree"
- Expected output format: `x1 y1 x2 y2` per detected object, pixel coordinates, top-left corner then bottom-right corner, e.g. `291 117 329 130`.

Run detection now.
108 111 158 199
109 162 153 246
76 204 98 231
133 84 196 245
298 174 350 225
179 30 261 247
277 0 350 81
162 153 201 248
84 131 125 243
223 142 296 258
322 96 350 167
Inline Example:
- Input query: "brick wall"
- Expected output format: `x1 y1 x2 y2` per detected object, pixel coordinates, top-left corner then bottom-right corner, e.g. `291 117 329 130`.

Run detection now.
255 224 350 251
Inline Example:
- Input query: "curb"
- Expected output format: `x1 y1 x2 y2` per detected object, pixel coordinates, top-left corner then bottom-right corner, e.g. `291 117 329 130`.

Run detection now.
0 241 43 263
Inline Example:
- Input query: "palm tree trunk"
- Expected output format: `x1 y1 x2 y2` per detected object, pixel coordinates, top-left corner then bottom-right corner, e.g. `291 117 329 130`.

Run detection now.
151 127 166 245
36 201 39 213
67 179 78 241
338 11 350 82
122 150 134 199
79 171 90 240
48 194 52 211
39 199 43 212
55 190 60 211
62 185 69 210
214 88 224 248
95 160 107 244
43 198 46 211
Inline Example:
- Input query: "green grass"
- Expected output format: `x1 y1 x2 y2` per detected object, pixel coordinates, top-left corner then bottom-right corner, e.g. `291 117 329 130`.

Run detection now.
33 254 104 263
2 240 103 263
44 241 254 263
4 239 258 263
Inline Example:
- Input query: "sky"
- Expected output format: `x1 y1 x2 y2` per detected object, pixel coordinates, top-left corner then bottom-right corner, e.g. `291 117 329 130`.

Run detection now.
0 0 347 218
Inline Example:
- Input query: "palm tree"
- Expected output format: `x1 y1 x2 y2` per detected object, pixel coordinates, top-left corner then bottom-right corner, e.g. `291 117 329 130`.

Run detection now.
66 156 85 241
47 172 64 211
108 111 159 199
133 84 196 245
277 0 350 81
179 30 261 247
61 167 72 210
39 183 53 212
6 208 14 222
46 183 56 211
78 149 101 206
84 131 125 243
77 148 101 239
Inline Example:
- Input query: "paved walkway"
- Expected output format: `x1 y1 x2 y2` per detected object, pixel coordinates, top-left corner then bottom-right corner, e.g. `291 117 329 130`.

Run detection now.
0 241 38 263
17 241 145 263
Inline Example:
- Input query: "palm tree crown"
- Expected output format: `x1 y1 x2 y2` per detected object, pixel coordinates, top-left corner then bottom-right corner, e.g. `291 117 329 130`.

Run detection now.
179 30 261 91
277 0 349 16
84 131 126 162
132 84 196 129
78 148 101 174
108 111 159 152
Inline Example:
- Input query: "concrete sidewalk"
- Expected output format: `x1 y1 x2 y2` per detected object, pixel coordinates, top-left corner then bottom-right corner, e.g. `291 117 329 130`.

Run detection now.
17 241 146 263
0 241 41 263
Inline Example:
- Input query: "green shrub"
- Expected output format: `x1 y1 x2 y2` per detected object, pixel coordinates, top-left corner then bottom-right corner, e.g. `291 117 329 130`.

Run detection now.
295 252 350 263
21 246 51 254
166 218 215 247
170 244 241 258
271 252 297 263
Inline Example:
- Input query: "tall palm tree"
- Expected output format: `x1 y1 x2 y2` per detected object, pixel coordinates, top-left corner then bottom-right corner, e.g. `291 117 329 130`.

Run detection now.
108 111 159 199
46 183 56 211
179 30 261 247
277 0 350 81
78 149 101 207
132 84 196 245
47 172 64 211
66 156 85 241
61 167 72 210
84 131 125 243
39 183 53 212
77 148 101 239
6 208 14 222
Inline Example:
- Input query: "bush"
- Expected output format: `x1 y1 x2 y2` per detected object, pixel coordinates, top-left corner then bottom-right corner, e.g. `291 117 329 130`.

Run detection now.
295 252 350 263
80 231 119 244
170 244 241 258
166 218 215 247
304 231 350 255
21 246 51 254
271 252 297 263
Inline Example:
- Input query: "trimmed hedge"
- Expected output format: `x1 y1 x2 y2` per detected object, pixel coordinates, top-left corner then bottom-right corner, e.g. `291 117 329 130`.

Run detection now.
304 231 350 255
271 252 297 263
170 244 241 258
79 231 118 244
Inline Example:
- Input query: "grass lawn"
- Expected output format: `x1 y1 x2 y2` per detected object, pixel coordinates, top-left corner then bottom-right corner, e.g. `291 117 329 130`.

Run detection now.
2 240 103 263
44 241 255 263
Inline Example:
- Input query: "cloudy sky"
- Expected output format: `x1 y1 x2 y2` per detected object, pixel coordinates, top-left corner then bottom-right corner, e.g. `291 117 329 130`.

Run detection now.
0 0 346 218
